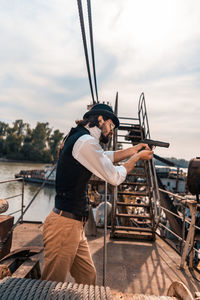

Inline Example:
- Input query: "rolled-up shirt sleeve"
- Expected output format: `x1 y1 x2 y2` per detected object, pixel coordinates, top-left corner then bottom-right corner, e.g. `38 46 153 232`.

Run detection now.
104 150 114 162
72 135 127 186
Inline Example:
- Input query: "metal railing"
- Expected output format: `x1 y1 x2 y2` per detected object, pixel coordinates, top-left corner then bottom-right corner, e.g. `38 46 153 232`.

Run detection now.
138 93 161 229
0 178 25 223
0 167 55 248
155 187 200 270
138 94 200 269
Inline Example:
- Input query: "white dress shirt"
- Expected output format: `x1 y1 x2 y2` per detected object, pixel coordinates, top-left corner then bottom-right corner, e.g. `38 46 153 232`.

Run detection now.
72 125 127 186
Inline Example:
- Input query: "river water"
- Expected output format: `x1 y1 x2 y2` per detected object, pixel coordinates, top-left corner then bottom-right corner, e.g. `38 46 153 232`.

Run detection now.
0 161 55 222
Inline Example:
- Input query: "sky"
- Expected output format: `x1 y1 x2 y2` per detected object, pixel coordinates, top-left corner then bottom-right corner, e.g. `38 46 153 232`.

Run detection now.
0 0 200 160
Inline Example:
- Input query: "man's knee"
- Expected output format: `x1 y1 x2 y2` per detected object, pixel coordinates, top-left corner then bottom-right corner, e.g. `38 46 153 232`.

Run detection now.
82 267 96 285
72 264 96 285
88 266 96 285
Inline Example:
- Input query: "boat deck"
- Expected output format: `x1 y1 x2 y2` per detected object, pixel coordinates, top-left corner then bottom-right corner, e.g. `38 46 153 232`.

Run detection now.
11 222 200 297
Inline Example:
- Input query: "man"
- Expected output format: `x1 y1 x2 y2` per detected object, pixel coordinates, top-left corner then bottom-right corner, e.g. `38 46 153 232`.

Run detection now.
41 103 153 285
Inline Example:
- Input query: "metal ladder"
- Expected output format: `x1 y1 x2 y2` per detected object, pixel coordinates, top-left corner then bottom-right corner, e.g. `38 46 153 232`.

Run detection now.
110 93 160 240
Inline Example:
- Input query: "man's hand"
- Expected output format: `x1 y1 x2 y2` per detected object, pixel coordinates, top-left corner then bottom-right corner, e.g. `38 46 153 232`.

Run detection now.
139 149 154 160
113 143 151 163
133 143 151 153
123 149 154 173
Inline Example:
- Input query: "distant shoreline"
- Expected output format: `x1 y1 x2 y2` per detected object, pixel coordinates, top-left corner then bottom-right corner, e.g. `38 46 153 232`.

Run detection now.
0 157 51 164
0 157 9 162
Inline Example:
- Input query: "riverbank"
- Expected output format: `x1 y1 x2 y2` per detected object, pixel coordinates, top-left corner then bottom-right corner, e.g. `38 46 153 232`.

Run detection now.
0 157 53 165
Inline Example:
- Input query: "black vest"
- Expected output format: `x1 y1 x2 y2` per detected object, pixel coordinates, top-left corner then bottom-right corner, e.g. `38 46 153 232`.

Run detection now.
55 125 92 216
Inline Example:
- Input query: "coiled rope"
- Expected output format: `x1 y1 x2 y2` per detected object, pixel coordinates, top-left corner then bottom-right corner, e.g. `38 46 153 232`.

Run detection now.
0 277 112 300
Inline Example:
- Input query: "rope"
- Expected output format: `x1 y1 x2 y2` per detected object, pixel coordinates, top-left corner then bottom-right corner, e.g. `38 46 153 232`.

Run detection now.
87 0 98 103
100 286 106 300
0 277 112 299
45 281 58 299
83 284 89 300
89 285 95 299
6 278 25 300
1 278 20 300
95 285 101 300
77 0 95 104
68 282 80 299
106 287 111 300
26 279 42 300
51 282 63 300
58 282 69 300
33 280 49 300
20 279 39 300
77 283 84 300
14 278 33 300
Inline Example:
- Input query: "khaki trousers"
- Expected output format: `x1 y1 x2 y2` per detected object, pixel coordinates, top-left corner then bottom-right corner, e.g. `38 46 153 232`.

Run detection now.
41 211 96 285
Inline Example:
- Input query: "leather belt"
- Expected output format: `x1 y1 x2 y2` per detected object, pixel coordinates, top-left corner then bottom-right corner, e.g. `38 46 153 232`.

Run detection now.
53 208 88 222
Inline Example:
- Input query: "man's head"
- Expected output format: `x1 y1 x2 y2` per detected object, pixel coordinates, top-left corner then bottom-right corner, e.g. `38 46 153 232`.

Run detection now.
83 103 119 144
83 103 119 128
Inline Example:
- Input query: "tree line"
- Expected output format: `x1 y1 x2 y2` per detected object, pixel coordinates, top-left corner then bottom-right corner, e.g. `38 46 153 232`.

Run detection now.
0 119 189 166
0 120 64 163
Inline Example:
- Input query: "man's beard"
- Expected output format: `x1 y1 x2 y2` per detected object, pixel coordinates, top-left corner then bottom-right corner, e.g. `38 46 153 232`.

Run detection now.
100 132 112 144
99 122 112 144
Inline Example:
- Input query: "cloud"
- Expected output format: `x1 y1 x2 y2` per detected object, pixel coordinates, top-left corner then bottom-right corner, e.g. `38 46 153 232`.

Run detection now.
0 0 200 160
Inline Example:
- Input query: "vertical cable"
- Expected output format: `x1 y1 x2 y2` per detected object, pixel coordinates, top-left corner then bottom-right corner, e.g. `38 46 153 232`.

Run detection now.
77 0 95 104
87 0 99 103
103 181 108 286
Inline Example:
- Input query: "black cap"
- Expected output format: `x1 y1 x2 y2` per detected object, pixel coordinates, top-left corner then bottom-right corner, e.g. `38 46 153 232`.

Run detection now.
83 103 119 128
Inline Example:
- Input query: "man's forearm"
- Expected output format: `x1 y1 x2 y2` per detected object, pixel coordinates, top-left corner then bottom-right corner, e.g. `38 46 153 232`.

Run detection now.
122 153 141 174
113 147 137 163
122 149 154 173
113 143 151 163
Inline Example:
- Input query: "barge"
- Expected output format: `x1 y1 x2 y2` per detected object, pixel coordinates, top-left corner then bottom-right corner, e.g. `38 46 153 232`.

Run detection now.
15 166 56 186
1 95 200 299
